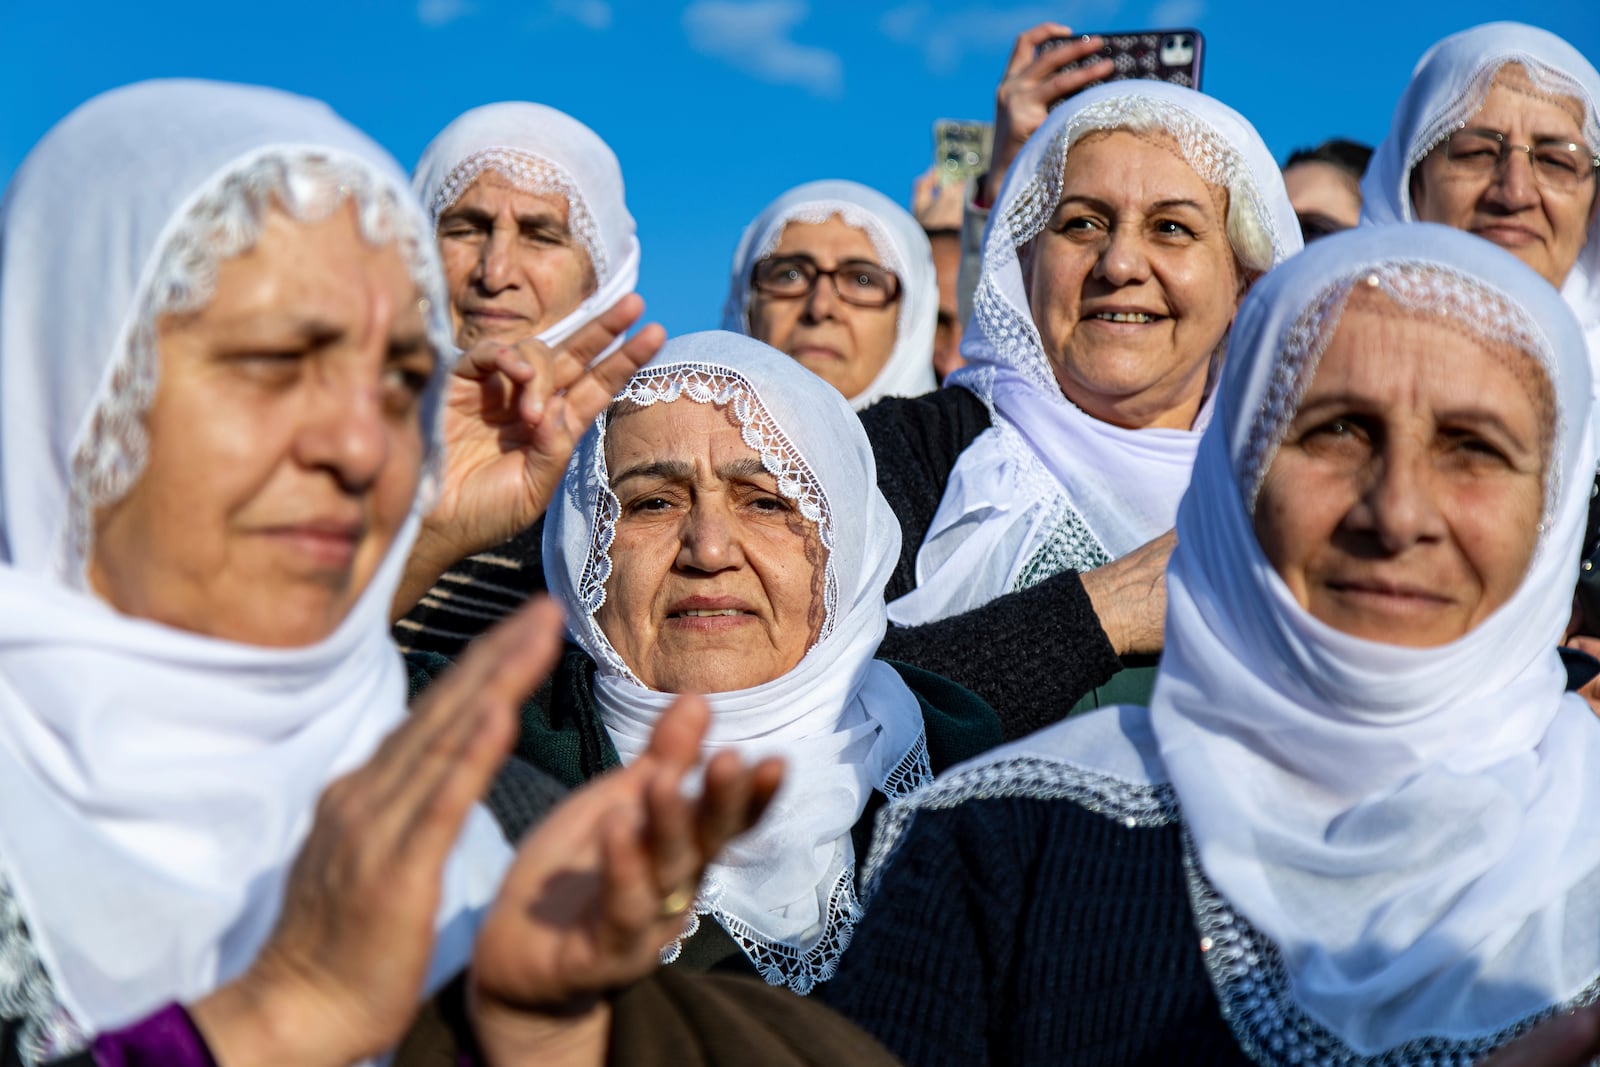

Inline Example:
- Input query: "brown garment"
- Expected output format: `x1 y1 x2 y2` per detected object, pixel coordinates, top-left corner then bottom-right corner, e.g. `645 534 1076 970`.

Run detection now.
394 970 902 1067
608 970 902 1067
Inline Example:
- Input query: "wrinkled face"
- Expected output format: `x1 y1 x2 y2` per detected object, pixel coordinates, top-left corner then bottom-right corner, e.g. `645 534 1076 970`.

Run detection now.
1284 160 1363 237
745 216 901 401
89 201 437 647
1026 129 1244 430
929 230 966 382
1411 65 1599 288
595 399 828 692
436 169 598 347
1254 289 1550 647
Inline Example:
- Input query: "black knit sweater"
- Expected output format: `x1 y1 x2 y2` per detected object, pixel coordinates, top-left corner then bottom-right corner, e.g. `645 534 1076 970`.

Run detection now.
821 795 1248 1066
861 387 1124 739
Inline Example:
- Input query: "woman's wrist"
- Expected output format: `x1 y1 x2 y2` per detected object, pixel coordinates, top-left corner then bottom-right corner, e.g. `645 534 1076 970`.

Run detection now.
188 968 350 1067
466 985 610 1067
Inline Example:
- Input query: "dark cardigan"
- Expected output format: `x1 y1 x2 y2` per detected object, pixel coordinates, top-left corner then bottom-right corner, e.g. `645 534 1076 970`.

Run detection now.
406 646 1005 977
821 794 1249 1067
860 387 1126 738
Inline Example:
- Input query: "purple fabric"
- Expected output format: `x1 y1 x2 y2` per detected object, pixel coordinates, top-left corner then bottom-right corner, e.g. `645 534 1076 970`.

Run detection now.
89 1004 217 1067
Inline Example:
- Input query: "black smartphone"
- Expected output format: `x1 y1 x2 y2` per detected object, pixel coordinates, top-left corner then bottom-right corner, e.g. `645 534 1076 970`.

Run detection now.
1038 29 1205 93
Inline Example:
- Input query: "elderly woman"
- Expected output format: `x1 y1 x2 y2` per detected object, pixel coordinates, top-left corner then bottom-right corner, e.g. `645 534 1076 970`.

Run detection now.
1361 23 1600 419
0 80 784 1067
406 331 1003 995
399 101 640 659
723 180 939 409
823 223 1600 1065
865 81 1300 735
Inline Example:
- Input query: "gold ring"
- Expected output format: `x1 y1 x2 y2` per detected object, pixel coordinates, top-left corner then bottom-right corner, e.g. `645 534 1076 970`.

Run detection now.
658 886 695 920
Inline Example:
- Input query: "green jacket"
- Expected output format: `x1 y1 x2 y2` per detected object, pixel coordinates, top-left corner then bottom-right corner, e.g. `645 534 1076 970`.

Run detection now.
407 645 1005 976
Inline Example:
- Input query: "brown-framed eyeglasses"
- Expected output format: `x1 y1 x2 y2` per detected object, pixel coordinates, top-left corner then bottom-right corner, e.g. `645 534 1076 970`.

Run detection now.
751 254 902 309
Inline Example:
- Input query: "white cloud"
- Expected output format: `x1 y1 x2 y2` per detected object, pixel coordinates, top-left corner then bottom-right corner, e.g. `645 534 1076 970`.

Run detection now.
552 0 613 29
682 0 844 99
417 0 472 26
1148 0 1202 26
880 3 1121 76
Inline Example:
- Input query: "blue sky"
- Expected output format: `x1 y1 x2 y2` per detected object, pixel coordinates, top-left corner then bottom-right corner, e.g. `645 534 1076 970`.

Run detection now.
3 1 1597 337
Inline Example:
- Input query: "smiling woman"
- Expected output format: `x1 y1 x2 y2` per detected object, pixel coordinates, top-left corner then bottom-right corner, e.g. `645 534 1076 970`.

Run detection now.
864 82 1300 738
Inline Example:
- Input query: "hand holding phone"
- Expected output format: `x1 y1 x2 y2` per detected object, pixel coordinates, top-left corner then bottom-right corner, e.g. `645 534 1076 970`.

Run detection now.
983 23 1115 207
1036 30 1205 95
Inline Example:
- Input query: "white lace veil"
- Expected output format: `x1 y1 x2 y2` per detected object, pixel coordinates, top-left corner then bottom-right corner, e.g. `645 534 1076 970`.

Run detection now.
1360 22 1600 431
412 101 640 347
888 81 1301 626
721 180 938 411
872 224 1600 1064
543 331 929 994
0 80 510 1046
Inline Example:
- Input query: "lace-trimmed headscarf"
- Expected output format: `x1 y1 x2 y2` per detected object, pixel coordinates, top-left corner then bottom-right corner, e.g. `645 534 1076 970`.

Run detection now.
721 180 938 411
543 331 929 994
0 80 509 1045
1361 23 1600 428
412 101 640 348
888 81 1301 626
873 225 1600 1064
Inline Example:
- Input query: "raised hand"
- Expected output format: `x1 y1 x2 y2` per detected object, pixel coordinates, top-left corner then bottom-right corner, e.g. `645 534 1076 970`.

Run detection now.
190 598 568 1067
396 295 666 615
467 695 784 1066
981 23 1113 208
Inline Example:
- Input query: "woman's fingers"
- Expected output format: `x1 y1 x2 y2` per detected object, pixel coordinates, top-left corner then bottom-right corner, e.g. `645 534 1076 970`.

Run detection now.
1022 33 1107 87
550 322 666 435
1002 22 1076 81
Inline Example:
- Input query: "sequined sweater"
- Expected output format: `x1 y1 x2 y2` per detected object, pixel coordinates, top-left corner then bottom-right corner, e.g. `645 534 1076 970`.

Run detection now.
821 793 1251 1067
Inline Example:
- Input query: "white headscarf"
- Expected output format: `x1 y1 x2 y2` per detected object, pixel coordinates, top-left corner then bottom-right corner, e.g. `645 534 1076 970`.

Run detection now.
871 224 1600 1063
543 331 929 995
412 101 640 348
1360 22 1600 436
888 82 1301 626
721 180 938 411
0 80 511 1044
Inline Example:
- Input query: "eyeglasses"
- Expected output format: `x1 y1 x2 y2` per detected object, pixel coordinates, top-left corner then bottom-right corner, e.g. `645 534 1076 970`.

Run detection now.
751 255 902 309
1441 125 1600 194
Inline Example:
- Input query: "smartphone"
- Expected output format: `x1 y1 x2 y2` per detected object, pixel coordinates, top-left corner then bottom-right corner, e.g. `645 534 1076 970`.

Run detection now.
1037 29 1205 94
932 119 994 186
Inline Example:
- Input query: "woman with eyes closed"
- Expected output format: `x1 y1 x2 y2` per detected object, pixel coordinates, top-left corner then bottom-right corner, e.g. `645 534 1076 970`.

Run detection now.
825 223 1600 1067
403 330 1003 995
860 82 1300 738
0 80 794 1067
1361 24 1600 429
724 180 939 411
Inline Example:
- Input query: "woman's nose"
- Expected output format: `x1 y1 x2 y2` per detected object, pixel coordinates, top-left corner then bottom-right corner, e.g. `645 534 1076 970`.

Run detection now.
1483 150 1542 212
676 501 743 572
1093 227 1152 286
476 228 516 293
295 370 388 493
1357 446 1447 554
